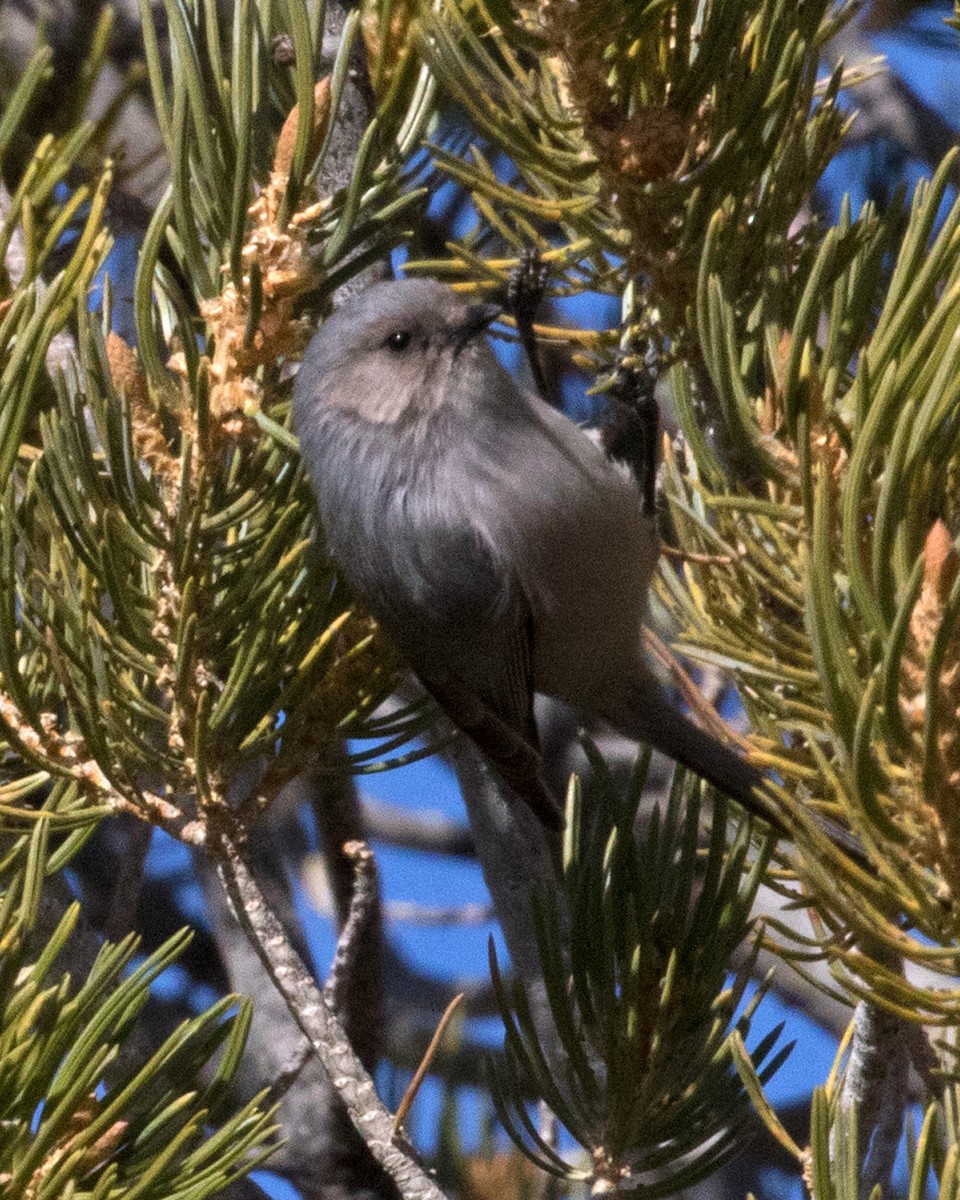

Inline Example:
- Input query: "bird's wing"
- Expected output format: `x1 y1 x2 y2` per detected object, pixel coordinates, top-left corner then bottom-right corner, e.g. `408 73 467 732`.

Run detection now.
377 516 563 829
470 593 538 749
421 672 563 831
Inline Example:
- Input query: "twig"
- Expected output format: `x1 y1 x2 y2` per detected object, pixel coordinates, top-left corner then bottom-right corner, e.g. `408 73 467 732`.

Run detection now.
449 741 567 1070
324 839 380 1018
837 999 909 1200
660 543 735 566
318 0 389 303
199 845 389 1198
214 830 452 1200
103 817 153 943
360 797 475 858
312 767 386 1069
393 993 464 1135
642 627 753 751
385 900 492 926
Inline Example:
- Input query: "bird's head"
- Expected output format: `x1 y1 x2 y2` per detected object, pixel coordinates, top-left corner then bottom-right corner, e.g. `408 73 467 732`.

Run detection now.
292 279 503 429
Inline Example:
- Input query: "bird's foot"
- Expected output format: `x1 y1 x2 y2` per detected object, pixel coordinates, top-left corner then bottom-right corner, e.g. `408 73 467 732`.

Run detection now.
602 355 660 514
507 245 549 326
506 247 552 403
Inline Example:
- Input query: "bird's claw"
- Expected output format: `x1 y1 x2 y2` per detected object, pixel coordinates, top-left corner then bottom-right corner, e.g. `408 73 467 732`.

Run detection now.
506 246 549 327
505 247 552 404
601 353 660 515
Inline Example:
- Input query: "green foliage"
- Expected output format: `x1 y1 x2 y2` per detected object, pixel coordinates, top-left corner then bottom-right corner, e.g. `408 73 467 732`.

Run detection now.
408 0 960 1188
0 0 447 843
5 0 960 1196
420 0 960 1024
665 145 960 1017
0 5 441 1195
800 1035 960 1200
416 0 852 365
135 0 430 295
0 822 277 1200
489 755 785 1194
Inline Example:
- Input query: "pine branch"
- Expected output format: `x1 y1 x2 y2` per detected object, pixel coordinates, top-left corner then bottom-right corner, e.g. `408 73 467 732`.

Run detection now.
0 821 279 1200
214 828 453 1200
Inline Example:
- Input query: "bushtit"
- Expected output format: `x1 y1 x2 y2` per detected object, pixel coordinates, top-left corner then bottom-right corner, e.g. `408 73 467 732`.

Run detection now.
292 279 768 831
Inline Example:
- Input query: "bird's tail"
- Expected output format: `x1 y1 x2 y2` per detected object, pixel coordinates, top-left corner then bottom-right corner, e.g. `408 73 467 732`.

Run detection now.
607 675 867 860
608 676 774 819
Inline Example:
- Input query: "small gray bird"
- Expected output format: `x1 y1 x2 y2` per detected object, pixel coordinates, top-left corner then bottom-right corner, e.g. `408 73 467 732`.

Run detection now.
292 278 766 830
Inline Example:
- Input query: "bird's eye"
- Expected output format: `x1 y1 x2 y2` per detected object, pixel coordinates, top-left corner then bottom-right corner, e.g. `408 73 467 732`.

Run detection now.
384 330 412 353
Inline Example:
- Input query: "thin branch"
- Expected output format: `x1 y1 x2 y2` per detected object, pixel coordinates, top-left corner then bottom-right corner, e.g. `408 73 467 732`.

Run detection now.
360 797 476 858
824 12 960 185
324 839 381 1020
200 846 391 1200
310 767 386 1069
215 830 452 1200
384 900 493 925
449 740 568 1068
393 992 464 1135
103 817 153 943
318 0 391 302
838 1000 910 1200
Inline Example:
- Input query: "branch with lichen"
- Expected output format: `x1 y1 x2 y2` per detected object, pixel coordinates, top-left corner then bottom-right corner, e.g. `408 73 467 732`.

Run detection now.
215 827 453 1200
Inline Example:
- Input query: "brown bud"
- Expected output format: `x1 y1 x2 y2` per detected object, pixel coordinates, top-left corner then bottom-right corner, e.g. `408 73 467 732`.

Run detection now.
591 105 689 183
923 518 959 605
107 332 180 488
106 331 149 411
274 77 331 178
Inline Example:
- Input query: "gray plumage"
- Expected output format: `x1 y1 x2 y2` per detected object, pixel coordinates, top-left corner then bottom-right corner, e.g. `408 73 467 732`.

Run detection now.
292 278 765 829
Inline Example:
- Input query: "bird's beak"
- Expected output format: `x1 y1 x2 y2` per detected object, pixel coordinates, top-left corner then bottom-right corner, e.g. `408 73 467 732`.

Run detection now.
450 302 502 353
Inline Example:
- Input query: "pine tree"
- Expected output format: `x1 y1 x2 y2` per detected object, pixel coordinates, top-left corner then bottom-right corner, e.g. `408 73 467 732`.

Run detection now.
1 3 958 1199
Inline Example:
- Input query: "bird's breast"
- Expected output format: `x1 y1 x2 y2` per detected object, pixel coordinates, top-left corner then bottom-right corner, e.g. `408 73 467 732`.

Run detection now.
432 403 658 703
